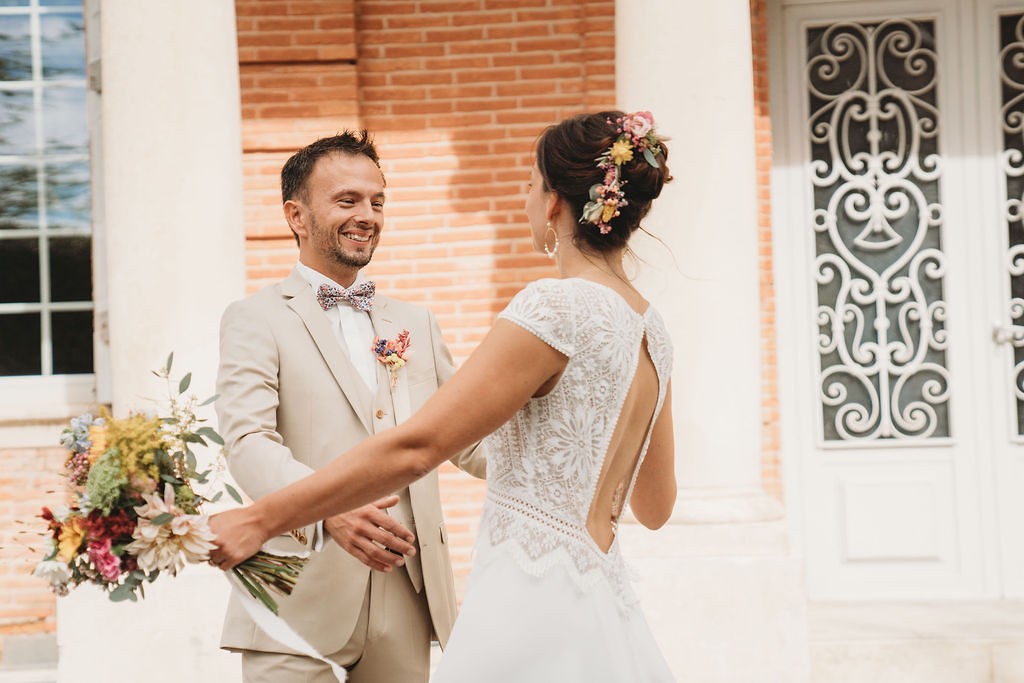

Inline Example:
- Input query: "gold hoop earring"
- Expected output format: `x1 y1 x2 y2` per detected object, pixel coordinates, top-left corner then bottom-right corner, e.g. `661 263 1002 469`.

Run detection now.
543 222 559 259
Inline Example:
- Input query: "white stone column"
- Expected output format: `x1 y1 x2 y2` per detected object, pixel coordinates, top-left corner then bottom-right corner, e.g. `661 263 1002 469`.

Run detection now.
57 1 245 681
616 2 810 681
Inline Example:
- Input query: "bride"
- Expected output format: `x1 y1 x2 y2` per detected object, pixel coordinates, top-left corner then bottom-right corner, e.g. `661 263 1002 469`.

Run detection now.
211 110 677 682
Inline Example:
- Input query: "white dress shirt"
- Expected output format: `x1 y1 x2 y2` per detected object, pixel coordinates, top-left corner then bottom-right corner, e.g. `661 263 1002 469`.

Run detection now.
294 262 382 551
295 262 379 395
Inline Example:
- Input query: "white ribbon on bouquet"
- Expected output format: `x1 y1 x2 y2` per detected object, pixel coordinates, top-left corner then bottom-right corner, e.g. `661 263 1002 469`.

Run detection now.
225 550 348 682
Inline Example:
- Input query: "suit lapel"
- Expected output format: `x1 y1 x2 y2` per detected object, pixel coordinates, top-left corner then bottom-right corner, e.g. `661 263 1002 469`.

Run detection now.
283 269 374 433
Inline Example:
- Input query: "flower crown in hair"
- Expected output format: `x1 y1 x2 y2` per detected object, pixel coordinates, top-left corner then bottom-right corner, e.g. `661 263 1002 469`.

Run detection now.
580 111 663 234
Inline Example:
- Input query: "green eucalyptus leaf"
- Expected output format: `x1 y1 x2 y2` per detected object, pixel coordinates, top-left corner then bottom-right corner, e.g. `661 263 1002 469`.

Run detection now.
178 372 191 394
199 394 220 407
225 483 244 505
164 352 174 375
643 147 659 168
151 512 175 526
197 427 225 446
209 491 223 503
109 584 138 602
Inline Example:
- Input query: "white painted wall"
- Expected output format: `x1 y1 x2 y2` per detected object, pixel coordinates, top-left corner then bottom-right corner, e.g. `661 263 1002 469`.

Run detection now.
619 0 766 499
57 2 245 681
616 1 810 680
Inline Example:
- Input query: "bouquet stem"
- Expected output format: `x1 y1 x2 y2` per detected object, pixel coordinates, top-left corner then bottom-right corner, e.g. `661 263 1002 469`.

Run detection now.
233 551 308 615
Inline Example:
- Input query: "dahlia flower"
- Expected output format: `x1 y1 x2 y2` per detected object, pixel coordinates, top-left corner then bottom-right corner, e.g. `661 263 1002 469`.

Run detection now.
126 484 217 575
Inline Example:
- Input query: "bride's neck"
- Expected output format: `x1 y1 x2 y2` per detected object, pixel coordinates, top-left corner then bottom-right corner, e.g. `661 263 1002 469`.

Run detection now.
556 242 630 286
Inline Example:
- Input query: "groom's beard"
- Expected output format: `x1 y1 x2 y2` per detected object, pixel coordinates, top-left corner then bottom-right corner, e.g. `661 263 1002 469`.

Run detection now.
311 213 379 270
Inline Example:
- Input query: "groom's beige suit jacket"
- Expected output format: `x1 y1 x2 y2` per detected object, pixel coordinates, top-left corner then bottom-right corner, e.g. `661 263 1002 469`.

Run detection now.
216 267 486 656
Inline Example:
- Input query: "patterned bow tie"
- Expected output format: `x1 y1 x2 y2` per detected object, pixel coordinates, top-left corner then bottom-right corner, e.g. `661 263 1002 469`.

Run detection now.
316 281 375 312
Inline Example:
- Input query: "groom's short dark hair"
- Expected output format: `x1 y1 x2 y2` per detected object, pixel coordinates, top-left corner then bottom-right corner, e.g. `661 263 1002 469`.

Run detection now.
281 130 383 205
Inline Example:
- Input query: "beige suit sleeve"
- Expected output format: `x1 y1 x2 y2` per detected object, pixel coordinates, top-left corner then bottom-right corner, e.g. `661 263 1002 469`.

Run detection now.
216 300 318 545
426 309 488 479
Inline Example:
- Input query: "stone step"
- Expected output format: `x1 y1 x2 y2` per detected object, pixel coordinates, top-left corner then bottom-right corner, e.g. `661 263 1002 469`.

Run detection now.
0 671 56 683
810 601 1024 683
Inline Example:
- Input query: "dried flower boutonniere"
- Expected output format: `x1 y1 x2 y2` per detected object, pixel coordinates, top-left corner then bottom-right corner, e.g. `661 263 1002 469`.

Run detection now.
372 329 411 387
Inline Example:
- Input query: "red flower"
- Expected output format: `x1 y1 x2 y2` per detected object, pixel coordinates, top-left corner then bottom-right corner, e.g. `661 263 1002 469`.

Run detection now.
86 509 136 544
40 507 62 540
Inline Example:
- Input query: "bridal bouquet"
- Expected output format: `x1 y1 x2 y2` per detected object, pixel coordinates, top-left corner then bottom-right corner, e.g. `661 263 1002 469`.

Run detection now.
33 354 306 615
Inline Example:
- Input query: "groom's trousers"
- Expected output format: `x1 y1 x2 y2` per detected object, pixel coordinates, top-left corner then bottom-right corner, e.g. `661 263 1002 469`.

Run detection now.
240 564 433 683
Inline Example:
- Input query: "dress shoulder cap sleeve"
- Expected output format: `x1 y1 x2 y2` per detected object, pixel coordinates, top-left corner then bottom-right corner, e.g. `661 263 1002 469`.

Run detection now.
497 279 576 357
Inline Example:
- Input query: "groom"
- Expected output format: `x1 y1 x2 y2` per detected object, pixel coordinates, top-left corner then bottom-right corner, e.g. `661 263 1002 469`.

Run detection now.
216 130 486 682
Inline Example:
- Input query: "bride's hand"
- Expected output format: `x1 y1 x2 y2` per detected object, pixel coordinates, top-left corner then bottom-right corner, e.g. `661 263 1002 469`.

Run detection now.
208 507 265 570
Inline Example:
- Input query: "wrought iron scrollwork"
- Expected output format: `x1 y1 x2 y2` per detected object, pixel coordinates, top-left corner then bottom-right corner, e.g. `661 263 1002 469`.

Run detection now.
999 12 1024 435
806 19 950 441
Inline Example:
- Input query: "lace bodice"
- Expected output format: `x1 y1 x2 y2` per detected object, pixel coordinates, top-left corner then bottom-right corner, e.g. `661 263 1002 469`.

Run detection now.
479 278 673 605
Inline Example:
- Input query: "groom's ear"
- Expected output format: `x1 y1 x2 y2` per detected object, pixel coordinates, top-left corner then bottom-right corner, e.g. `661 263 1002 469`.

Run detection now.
284 200 308 241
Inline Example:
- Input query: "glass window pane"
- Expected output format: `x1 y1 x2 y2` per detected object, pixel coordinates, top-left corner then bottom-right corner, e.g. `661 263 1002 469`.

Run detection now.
0 15 32 81
0 1 30 6
0 165 39 230
0 89 37 155
40 12 84 80
45 161 89 228
51 310 92 374
0 238 40 303
42 86 87 153
40 0 77 5
0 312 41 376
48 236 90 302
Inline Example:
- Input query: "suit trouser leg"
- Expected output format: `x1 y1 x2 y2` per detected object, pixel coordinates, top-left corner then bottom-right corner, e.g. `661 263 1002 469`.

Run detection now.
240 588 370 683
240 566 431 683
347 565 432 683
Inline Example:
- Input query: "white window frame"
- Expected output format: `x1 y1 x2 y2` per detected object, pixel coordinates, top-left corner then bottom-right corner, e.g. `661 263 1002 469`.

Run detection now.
0 0 107 428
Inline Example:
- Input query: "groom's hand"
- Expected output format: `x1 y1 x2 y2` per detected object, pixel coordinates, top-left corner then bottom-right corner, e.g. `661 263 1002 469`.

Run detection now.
324 495 417 572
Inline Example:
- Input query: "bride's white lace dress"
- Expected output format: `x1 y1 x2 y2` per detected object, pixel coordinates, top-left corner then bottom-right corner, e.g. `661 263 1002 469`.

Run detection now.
433 278 675 682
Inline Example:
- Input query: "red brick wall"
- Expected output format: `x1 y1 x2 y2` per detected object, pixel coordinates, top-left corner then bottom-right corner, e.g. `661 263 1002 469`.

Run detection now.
234 0 616 595
0 446 66 648
750 0 781 501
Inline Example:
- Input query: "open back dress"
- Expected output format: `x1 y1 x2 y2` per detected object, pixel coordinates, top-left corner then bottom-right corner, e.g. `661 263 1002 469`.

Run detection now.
433 278 675 683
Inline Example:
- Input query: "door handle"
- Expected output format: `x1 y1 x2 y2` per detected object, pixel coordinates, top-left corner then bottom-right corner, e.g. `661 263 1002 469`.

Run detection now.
993 322 1024 345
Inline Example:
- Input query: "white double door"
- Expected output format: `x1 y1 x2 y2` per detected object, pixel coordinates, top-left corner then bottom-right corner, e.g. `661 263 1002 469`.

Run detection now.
773 0 1024 598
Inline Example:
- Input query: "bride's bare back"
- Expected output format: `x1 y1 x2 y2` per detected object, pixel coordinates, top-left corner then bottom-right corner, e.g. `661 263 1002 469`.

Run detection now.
587 334 659 551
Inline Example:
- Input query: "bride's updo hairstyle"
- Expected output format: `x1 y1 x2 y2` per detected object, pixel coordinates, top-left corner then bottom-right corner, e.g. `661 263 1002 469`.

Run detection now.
535 110 671 253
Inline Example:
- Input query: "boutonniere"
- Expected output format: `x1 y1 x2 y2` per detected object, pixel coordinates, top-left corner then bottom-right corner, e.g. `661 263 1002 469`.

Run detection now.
372 329 411 387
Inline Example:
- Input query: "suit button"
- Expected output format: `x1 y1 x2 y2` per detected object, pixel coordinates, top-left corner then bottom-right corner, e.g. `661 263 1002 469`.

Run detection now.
375 409 385 419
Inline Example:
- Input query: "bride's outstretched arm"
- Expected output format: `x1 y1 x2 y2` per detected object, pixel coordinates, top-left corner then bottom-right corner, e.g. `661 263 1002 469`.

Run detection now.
209 320 567 569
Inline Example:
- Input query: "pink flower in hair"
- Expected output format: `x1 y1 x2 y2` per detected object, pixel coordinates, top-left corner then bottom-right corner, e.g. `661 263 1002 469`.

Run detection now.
623 111 654 138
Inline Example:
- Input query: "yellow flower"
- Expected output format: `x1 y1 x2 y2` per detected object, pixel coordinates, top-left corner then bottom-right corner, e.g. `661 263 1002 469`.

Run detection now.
105 412 164 482
56 516 85 563
601 203 617 224
87 424 108 465
610 139 634 165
